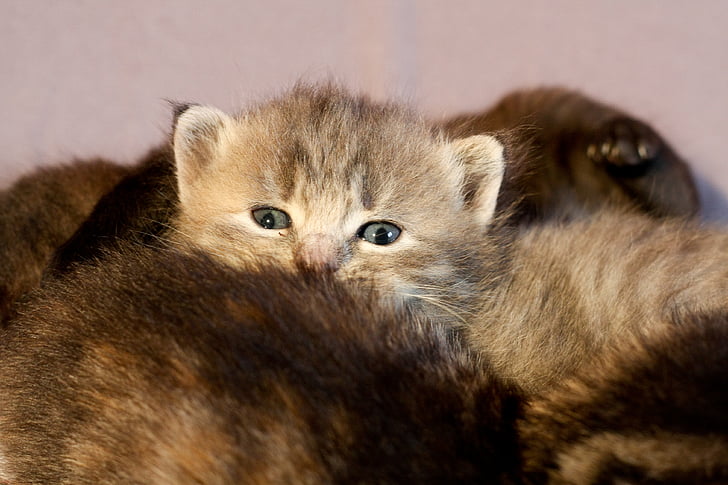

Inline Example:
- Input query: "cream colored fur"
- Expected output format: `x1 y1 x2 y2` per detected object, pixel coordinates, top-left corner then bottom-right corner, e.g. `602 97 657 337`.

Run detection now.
468 211 728 394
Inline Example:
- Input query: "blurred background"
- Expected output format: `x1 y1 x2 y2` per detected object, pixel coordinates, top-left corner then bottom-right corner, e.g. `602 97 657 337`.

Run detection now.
2 0 726 218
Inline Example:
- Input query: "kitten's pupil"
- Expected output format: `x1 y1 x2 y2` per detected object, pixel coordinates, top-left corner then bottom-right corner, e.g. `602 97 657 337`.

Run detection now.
253 208 290 230
358 222 401 245
373 227 390 244
261 213 275 229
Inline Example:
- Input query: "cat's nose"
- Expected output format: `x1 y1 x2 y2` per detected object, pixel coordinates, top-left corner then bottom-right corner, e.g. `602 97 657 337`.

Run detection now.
295 233 342 272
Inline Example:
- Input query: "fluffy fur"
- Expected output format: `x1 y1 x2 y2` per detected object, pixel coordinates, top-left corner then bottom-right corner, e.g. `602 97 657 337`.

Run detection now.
520 313 728 484
161 85 724 394
42 84 505 327
0 246 522 484
0 86 699 323
39 85 698 322
4 84 715 392
0 159 130 319
0 84 723 483
443 87 699 220
468 210 728 394
48 147 177 273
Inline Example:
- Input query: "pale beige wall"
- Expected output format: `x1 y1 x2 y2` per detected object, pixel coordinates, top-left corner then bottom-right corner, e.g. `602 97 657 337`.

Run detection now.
2 0 726 218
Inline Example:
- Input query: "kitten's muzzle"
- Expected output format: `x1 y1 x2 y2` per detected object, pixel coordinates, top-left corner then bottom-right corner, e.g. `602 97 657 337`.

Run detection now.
295 233 342 272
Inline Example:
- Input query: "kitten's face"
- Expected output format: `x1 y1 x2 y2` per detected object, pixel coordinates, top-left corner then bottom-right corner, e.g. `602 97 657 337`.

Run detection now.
172 86 503 323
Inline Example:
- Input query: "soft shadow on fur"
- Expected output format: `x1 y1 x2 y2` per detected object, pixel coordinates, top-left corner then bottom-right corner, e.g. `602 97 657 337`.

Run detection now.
0 160 130 318
520 313 728 484
0 246 522 484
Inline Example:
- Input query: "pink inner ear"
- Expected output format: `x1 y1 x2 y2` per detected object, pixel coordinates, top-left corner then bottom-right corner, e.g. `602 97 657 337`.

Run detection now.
295 234 341 272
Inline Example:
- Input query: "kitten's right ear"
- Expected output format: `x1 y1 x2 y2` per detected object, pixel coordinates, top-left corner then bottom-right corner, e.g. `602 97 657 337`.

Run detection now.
450 134 505 228
172 103 233 202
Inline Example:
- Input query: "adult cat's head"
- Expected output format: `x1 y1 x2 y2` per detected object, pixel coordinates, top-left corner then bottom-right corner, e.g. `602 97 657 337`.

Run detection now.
171 84 504 324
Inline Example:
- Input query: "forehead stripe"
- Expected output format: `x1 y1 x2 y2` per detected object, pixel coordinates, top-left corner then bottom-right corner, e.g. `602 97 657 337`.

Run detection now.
279 140 307 202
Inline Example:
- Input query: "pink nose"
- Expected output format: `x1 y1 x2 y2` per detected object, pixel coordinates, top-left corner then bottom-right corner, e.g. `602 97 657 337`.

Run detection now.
295 234 341 272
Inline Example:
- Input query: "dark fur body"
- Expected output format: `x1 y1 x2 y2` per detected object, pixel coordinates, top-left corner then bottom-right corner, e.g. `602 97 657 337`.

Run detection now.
2 246 726 483
47 147 177 275
520 313 728 484
0 247 522 484
0 160 130 318
443 87 699 220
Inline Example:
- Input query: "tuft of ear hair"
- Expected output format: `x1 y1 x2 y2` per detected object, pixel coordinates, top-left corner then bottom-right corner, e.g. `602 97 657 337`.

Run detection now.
450 134 505 228
172 104 233 205
170 101 198 126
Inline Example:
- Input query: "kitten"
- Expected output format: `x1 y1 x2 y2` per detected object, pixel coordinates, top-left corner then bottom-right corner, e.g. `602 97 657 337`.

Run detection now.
41 84 507 328
443 87 699 220
520 312 728 484
0 245 522 483
0 159 130 318
44 86 698 317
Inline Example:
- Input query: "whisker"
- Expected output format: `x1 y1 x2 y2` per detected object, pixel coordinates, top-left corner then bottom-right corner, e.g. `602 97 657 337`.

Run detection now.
125 220 237 261
398 292 469 326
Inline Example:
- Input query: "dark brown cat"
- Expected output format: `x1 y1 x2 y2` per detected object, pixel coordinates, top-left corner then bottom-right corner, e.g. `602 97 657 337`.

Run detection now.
2 239 724 483
0 159 130 318
443 87 699 220
0 245 522 483
520 312 728 484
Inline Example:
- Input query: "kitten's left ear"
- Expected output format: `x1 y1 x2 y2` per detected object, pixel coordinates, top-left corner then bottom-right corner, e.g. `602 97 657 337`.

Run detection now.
172 103 234 205
450 134 505 227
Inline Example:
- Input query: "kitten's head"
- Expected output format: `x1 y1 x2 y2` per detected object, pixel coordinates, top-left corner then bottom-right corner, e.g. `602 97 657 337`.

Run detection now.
171 85 503 324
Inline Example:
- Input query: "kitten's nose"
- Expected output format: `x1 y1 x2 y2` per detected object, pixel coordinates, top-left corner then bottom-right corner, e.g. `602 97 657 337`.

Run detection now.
295 233 342 272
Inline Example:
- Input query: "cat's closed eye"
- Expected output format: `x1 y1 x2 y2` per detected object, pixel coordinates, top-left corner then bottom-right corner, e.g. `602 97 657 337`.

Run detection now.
358 222 401 245
252 208 291 230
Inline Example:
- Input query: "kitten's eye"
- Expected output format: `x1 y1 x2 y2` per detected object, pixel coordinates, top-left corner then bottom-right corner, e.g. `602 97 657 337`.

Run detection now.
358 222 401 245
252 208 291 229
